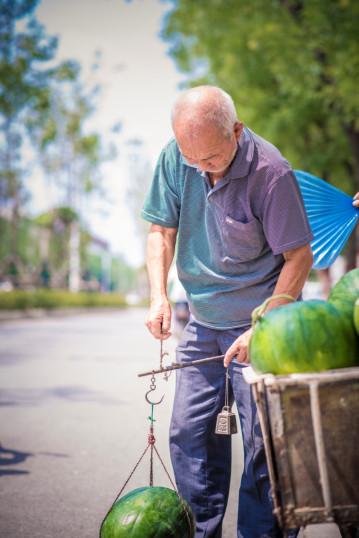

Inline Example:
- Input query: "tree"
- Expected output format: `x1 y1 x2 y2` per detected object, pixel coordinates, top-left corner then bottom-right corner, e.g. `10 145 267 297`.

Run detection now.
0 0 58 268
162 0 359 268
28 60 116 291
33 206 78 288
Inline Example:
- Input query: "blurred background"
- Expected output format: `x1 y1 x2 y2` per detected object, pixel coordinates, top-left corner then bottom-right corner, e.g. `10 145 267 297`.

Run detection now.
0 0 358 310
0 0 183 307
0 1 358 537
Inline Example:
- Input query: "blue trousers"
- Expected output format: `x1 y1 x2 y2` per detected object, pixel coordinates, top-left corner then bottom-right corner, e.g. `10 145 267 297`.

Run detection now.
169 318 286 538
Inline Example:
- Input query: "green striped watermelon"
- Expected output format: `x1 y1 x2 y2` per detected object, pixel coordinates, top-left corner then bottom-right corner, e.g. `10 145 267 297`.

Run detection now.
355 298 359 335
328 269 359 320
249 299 358 375
100 487 195 538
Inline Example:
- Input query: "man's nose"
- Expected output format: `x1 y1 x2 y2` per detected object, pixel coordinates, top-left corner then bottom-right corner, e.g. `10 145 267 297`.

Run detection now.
198 160 212 170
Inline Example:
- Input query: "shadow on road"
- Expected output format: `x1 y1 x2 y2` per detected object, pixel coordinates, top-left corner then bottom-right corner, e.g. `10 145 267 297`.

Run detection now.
0 469 30 476
0 444 32 476
0 444 71 477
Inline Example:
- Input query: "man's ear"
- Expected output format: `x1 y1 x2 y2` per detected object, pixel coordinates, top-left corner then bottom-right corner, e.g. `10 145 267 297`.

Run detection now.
234 122 244 141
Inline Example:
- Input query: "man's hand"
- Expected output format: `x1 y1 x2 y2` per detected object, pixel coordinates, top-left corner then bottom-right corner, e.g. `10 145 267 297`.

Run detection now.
224 327 253 367
146 296 172 340
353 192 359 208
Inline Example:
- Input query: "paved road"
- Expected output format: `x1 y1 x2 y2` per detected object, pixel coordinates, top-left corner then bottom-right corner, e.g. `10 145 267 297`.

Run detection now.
0 309 341 538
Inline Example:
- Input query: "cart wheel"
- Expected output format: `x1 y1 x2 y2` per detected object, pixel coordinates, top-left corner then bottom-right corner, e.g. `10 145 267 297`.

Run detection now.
339 525 359 538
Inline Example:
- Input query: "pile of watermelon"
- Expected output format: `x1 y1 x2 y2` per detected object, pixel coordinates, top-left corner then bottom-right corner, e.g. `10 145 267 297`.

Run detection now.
249 269 359 375
100 486 195 538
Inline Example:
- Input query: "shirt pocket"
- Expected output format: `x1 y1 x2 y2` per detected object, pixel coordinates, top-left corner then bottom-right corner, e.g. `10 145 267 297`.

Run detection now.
222 215 265 262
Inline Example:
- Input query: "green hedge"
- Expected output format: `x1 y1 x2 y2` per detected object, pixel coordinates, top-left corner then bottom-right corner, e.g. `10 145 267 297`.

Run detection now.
0 289 127 310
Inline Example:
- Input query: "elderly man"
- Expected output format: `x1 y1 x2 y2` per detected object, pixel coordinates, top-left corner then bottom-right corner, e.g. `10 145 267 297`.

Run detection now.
141 86 313 538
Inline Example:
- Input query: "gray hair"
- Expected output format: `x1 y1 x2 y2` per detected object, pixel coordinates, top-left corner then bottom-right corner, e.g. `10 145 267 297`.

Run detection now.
171 85 238 137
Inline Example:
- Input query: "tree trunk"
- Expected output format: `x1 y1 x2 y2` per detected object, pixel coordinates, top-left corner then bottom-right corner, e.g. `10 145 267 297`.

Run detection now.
345 229 358 272
68 220 80 292
344 123 359 191
343 123 359 271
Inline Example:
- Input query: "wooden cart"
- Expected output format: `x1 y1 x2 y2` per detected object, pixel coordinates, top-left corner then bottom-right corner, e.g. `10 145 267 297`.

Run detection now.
243 367 359 538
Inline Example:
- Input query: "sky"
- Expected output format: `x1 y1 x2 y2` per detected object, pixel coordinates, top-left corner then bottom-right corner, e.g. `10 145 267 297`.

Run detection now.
32 0 184 266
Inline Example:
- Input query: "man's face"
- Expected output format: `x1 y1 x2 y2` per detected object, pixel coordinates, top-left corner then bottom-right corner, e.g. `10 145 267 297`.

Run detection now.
176 122 243 176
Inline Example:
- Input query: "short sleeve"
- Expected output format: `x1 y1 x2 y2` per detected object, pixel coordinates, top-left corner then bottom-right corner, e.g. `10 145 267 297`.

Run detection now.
141 143 180 228
261 170 313 255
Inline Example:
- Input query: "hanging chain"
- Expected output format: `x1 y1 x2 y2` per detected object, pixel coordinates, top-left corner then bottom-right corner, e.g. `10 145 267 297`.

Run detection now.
116 444 150 499
148 402 155 487
150 374 156 393
99 442 151 529
160 334 171 381
160 339 165 370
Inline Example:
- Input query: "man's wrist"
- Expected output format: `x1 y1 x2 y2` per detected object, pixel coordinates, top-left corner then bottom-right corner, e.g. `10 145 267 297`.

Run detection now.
265 295 296 312
150 293 168 303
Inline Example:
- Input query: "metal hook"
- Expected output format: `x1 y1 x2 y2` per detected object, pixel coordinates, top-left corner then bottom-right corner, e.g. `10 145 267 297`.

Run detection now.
145 373 165 406
145 389 164 406
161 350 172 380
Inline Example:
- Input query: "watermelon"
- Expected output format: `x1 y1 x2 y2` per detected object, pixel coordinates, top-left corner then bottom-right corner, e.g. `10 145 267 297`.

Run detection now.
328 269 359 319
355 298 359 335
100 486 195 538
249 299 358 375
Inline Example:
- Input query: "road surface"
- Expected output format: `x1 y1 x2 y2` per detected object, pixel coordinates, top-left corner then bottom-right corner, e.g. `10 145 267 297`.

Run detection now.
0 309 340 537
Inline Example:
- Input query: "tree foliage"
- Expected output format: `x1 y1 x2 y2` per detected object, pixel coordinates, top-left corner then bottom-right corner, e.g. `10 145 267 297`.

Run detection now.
0 0 76 263
27 59 113 209
162 0 359 267
162 0 359 190
0 1 117 287
27 59 117 291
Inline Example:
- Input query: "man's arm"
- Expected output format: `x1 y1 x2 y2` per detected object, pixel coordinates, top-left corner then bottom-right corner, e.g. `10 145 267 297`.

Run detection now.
223 243 313 366
264 243 314 312
145 223 178 340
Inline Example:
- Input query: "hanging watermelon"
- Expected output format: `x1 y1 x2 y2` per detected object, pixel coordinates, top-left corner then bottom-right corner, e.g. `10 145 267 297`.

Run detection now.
328 268 359 320
249 297 358 375
100 486 195 538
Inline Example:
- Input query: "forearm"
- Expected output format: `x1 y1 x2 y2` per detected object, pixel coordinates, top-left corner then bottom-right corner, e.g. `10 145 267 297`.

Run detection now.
266 244 313 312
146 224 177 300
224 245 313 367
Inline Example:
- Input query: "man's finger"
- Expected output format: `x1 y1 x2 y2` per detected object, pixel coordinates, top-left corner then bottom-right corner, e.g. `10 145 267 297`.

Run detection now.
146 319 172 340
162 312 172 335
146 318 161 338
159 330 172 340
224 346 238 367
236 348 249 364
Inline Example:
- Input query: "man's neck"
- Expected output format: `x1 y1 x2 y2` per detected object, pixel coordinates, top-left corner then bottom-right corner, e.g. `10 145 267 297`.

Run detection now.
209 169 228 186
208 173 220 186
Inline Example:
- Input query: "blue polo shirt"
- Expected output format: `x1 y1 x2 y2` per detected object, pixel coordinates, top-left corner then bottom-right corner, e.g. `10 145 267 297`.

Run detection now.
141 128 313 329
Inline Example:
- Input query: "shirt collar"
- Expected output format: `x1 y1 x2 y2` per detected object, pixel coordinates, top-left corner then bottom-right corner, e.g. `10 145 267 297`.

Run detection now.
225 127 254 181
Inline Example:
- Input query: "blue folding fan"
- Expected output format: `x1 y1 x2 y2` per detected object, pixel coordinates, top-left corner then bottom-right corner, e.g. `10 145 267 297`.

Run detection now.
294 170 359 270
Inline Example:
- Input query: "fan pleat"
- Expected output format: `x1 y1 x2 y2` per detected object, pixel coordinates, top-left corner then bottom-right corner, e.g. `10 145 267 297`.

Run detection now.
294 170 358 269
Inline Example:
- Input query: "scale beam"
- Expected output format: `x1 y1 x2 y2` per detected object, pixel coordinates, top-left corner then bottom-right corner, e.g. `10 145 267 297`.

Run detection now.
137 354 225 378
